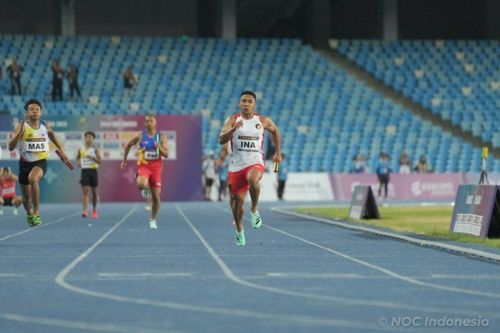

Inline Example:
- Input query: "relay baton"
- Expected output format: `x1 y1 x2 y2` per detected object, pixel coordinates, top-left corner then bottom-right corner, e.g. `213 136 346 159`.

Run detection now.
273 161 279 173
55 149 74 170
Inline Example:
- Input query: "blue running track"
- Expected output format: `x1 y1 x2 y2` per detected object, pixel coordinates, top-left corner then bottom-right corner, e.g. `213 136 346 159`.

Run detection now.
0 202 499 333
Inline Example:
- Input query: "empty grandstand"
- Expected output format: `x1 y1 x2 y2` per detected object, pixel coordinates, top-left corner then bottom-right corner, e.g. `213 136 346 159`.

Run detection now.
1 35 498 173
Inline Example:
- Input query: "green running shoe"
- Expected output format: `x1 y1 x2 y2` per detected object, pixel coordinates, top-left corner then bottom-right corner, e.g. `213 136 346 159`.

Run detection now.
250 210 262 229
26 215 35 227
141 189 150 199
32 215 42 226
235 230 246 246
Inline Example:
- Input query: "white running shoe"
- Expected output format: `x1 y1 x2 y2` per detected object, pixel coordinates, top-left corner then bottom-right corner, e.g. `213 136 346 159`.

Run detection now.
13 208 18 216
149 219 158 229
144 205 152 211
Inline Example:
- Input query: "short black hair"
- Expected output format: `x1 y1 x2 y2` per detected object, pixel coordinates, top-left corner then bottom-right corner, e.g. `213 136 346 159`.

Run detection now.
24 98 43 111
84 131 96 138
240 91 257 101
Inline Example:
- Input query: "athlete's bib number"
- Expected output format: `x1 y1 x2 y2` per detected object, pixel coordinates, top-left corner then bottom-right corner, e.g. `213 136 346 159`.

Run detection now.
25 141 48 152
144 150 159 160
2 187 15 195
81 156 95 168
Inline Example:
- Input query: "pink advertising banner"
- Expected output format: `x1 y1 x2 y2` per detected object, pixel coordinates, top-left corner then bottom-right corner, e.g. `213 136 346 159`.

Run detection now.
0 115 203 202
330 173 467 201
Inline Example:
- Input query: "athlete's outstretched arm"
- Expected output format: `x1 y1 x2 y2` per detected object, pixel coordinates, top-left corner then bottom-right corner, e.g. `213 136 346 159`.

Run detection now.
46 122 64 150
47 121 69 159
219 115 242 145
8 119 25 151
120 133 141 170
263 117 282 164
218 143 228 163
157 133 169 158
216 143 229 167
76 149 82 168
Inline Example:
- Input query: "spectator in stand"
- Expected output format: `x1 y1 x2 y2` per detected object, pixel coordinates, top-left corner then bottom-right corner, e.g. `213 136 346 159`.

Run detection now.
67 64 82 100
414 155 433 173
7 58 23 95
123 66 137 96
376 152 391 199
399 152 411 174
349 154 369 173
51 60 64 101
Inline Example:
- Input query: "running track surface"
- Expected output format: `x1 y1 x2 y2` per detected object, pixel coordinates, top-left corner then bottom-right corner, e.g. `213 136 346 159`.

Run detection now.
0 202 499 333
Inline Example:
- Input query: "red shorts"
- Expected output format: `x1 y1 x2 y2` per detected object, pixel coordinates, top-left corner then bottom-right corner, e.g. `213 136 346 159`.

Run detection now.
228 164 265 195
137 162 162 189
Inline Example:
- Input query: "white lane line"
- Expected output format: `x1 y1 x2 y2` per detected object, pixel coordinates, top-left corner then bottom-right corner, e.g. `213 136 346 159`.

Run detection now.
0 211 80 242
210 204 500 319
266 272 361 279
98 273 192 278
271 206 500 262
430 274 500 280
0 312 179 333
0 273 25 278
263 273 500 281
56 206 138 288
53 205 358 329
175 204 388 331
265 223 500 299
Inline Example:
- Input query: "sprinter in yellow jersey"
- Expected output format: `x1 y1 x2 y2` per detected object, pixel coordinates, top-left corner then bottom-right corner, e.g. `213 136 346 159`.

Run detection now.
8 99 70 226
76 131 101 219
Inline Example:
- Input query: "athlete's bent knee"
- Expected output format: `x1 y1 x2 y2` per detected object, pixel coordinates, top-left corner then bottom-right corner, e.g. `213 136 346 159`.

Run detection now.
249 178 260 187
136 178 148 188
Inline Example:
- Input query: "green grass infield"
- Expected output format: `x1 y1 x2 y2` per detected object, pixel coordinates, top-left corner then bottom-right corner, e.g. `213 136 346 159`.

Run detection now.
296 205 500 249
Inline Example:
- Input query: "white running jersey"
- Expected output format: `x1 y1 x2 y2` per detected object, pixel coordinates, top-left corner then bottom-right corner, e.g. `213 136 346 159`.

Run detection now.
229 113 265 172
18 121 50 162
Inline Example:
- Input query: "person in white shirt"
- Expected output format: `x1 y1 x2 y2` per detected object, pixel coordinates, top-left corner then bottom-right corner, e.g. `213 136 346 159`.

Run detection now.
8 99 69 226
219 91 282 246
202 151 217 201
76 131 102 218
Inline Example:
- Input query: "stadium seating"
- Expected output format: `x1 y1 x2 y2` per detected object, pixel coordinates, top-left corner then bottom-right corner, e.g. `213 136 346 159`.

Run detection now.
1 35 498 172
336 40 499 147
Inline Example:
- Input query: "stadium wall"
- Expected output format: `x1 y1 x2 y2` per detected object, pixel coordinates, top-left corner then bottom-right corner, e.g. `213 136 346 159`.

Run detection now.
255 172 500 202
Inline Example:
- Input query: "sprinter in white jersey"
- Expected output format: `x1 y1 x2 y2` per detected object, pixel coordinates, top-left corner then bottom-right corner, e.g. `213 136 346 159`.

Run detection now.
76 131 101 219
8 99 69 227
219 91 282 246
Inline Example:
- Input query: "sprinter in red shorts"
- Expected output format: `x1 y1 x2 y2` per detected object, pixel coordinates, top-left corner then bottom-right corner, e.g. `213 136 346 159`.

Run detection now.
219 91 282 246
0 167 22 216
120 115 169 229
